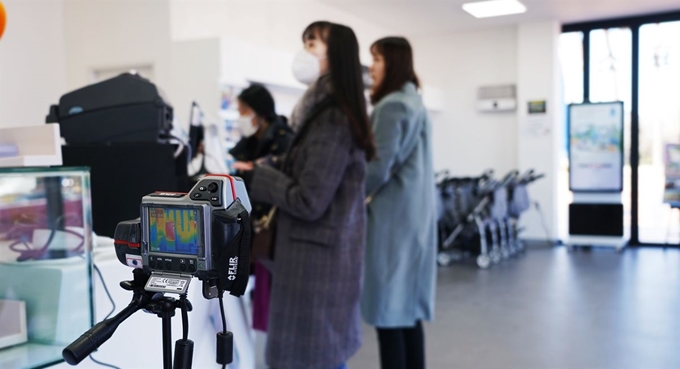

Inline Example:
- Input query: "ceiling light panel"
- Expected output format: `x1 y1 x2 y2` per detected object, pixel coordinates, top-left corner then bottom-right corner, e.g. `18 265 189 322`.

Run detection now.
462 0 527 18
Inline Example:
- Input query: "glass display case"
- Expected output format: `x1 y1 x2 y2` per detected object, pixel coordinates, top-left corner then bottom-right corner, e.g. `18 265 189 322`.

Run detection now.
0 167 93 369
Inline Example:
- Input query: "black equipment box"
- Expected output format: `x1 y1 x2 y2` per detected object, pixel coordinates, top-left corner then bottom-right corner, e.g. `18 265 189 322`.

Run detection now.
46 73 173 144
62 143 189 237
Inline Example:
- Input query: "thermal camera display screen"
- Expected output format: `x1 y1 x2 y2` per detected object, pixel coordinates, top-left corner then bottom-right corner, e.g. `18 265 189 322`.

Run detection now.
148 207 201 255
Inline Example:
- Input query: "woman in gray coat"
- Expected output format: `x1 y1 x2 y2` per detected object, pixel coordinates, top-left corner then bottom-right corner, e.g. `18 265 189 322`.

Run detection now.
362 37 438 369
238 21 375 369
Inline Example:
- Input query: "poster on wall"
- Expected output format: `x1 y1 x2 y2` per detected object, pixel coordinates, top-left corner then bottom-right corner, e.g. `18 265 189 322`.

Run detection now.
569 101 624 192
663 144 680 206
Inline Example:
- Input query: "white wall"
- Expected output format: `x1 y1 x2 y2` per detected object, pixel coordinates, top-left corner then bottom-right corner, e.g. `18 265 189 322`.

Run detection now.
170 0 393 67
0 0 67 128
414 23 565 241
413 27 519 176
170 38 221 130
517 21 564 241
60 0 395 128
63 0 172 92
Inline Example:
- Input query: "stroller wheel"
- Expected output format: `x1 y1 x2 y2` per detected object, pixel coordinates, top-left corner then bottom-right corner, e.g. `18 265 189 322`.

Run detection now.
490 250 502 264
437 252 453 267
477 255 491 269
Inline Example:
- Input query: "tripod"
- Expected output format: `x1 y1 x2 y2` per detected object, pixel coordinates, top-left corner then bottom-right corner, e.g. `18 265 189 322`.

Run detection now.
144 289 194 369
63 269 233 369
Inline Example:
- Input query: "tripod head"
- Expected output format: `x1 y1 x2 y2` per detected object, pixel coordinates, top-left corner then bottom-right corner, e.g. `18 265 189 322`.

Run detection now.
62 269 228 369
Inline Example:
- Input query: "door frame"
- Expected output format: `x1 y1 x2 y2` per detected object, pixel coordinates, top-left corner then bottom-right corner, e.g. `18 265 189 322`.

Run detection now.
563 10 680 246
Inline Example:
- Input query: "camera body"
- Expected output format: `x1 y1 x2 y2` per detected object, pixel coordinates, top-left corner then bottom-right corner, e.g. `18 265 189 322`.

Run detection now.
114 175 252 297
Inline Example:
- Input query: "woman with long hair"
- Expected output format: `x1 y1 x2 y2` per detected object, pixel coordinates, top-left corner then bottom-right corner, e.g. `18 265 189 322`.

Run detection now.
239 21 375 369
362 36 438 369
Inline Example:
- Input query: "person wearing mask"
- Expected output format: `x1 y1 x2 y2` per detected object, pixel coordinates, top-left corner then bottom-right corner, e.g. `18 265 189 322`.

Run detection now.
237 21 375 369
231 84 293 215
361 37 437 369
230 84 293 334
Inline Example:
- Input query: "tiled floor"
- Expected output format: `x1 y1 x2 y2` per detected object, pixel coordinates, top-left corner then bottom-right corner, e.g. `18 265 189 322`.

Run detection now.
348 246 680 369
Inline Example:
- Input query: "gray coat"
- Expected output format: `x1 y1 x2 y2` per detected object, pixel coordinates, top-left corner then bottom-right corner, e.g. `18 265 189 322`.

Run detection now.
249 78 366 369
361 82 438 328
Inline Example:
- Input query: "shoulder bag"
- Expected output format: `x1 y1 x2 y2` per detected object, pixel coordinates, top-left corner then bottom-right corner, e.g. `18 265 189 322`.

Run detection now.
251 98 335 263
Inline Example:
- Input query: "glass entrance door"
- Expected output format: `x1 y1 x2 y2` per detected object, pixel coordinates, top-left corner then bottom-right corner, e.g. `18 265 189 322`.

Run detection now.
638 21 680 244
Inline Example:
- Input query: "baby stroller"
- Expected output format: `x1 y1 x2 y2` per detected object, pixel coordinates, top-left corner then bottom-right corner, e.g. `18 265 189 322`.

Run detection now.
436 170 500 269
506 169 545 252
436 170 542 269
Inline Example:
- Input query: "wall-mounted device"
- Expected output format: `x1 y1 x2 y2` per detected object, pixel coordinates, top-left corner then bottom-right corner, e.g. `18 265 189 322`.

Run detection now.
477 85 517 112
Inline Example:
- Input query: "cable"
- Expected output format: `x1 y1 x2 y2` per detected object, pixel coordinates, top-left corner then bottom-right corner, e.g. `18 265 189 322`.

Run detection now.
181 295 189 341
7 214 86 261
219 291 227 369
88 264 120 369
219 292 227 334
89 355 120 369
94 264 116 319
167 136 189 160
534 201 552 245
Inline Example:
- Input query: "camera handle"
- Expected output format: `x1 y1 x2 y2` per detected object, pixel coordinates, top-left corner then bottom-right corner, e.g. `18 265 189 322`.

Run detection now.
63 269 195 369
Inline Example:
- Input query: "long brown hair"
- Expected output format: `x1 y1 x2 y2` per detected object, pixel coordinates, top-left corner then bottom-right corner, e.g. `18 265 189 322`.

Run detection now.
302 21 376 160
370 37 420 105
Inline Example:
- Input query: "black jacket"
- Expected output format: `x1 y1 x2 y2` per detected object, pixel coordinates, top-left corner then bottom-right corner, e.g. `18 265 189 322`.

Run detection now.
229 117 293 218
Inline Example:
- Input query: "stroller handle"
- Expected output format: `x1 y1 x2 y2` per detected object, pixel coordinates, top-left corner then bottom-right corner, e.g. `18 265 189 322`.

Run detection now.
531 173 546 181
481 169 494 179
500 170 520 186
435 170 450 183
520 172 545 184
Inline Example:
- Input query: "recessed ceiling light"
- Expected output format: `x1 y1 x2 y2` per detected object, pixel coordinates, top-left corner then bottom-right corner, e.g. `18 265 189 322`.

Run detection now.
462 0 527 18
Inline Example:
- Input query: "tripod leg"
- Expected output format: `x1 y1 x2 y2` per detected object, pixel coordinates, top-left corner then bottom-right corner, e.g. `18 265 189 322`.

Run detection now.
163 313 173 369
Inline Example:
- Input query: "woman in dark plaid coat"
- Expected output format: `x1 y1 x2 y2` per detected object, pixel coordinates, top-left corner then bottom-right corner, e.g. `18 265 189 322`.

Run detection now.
238 22 376 369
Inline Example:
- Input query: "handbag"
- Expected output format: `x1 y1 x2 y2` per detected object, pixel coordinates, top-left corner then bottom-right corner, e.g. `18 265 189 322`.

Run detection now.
251 205 277 262
250 98 335 263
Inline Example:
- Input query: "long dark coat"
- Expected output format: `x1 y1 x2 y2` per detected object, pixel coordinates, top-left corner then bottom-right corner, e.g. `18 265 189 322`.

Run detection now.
249 77 366 369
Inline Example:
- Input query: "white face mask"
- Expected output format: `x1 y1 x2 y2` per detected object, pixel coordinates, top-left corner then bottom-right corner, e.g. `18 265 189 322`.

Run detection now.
292 49 322 85
237 114 258 138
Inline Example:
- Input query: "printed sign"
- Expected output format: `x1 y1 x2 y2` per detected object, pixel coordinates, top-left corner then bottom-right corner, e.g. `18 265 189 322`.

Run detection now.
663 144 680 206
569 102 624 192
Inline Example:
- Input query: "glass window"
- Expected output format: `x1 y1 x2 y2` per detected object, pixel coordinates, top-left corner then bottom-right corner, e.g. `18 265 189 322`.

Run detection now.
558 32 584 239
589 28 633 235
559 32 585 105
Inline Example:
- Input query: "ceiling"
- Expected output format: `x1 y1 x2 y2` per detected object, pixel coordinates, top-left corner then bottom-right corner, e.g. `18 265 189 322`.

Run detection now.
318 0 680 36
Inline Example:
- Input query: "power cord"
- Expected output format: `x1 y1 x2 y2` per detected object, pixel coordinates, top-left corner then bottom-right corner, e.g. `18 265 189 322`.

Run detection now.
533 201 552 245
181 295 189 341
219 292 227 369
88 263 121 369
